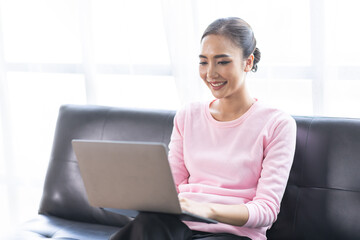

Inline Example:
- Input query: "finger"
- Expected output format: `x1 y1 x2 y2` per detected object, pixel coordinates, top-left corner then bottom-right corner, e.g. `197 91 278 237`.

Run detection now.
180 201 189 211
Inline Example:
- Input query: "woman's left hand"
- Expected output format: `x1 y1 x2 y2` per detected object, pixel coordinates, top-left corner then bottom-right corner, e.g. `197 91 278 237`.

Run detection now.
179 197 214 219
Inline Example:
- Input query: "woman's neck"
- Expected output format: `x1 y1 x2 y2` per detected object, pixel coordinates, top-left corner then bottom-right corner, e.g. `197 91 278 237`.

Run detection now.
210 91 255 122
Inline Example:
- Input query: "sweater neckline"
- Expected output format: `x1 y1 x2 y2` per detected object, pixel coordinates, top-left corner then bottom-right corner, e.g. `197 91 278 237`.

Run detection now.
204 99 259 127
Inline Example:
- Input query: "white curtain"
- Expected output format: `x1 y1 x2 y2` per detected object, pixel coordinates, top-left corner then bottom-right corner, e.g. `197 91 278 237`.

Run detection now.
161 0 209 105
163 0 360 118
1 0 360 236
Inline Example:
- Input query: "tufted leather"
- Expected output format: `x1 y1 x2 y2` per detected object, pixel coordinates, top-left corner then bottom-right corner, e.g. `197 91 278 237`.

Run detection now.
38 105 174 227
7 105 360 240
267 117 360 239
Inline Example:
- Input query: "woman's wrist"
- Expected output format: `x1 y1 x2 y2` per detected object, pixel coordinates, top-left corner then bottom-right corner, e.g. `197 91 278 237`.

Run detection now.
208 203 217 219
208 203 249 226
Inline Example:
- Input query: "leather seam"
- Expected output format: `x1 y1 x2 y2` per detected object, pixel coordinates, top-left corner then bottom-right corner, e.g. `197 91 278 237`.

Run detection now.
300 118 314 184
295 185 360 193
162 112 174 145
292 117 314 237
100 108 112 140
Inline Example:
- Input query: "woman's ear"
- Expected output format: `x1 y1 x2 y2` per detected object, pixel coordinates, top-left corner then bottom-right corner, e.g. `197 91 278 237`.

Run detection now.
244 54 254 72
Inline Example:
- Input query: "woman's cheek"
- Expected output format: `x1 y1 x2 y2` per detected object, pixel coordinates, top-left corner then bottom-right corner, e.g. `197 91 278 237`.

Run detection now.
199 67 207 80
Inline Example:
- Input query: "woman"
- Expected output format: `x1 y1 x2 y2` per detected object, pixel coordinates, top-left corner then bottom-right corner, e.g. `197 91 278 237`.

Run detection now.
111 17 296 240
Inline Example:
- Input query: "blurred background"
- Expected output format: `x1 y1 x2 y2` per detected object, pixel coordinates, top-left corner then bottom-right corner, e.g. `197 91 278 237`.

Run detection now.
1 0 360 235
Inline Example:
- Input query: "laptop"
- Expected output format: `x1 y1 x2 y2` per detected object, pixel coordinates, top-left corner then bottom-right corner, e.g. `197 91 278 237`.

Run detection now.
72 139 217 224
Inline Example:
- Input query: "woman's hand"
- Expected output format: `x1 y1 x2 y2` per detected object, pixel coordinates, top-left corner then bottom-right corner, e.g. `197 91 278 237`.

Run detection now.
179 197 214 219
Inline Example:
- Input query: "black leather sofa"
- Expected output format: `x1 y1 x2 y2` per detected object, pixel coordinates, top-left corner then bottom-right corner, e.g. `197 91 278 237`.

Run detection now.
6 104 360 239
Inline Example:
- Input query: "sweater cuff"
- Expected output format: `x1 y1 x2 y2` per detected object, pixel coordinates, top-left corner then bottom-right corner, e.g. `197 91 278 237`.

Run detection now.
243 203 257 227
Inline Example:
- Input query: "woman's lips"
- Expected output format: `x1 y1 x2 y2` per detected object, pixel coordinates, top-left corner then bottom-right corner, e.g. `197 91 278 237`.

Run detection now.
208 81 227 90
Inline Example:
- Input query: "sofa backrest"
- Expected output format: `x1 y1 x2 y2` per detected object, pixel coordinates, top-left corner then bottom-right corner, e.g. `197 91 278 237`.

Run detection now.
39 105 175 227
39 105 360 239
267 117 360 240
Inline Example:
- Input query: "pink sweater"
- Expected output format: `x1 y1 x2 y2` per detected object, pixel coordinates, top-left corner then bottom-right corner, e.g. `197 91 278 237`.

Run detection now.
168 100 297 240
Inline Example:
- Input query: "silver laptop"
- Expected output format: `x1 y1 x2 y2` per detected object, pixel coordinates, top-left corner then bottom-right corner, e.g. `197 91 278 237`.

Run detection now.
72 140 217 224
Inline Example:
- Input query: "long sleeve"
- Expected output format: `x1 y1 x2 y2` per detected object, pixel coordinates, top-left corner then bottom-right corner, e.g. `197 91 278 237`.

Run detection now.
168 109 189 192
244 115 297 228
166 101 296 240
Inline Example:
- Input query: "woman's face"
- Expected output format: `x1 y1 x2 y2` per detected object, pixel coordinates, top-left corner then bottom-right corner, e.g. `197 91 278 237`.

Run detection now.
199 34 253 100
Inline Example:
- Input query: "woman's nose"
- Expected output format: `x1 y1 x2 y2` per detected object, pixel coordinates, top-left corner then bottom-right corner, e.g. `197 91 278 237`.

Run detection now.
207 64 218 79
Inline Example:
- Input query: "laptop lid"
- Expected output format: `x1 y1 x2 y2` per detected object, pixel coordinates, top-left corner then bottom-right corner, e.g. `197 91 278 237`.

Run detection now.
72 140 181 214
72 139 217 224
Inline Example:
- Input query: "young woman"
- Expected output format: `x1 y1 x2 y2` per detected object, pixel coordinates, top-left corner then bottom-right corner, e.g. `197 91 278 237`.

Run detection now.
111 17 296 240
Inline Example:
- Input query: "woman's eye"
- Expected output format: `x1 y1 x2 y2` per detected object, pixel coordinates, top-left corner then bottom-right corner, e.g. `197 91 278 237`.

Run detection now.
218 61 231 65
199 62 208 65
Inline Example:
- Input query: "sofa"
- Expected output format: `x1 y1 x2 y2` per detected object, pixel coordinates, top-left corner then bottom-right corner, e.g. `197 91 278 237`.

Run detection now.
6 104 360 239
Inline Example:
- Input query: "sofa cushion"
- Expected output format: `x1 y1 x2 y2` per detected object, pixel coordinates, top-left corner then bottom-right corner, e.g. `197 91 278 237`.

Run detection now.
6 214 120 239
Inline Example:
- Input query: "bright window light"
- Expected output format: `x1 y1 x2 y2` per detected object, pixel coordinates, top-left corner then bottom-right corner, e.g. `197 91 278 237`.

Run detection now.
1 0 82 63
92 0 170 65
6 72 86 179
96 74 180 110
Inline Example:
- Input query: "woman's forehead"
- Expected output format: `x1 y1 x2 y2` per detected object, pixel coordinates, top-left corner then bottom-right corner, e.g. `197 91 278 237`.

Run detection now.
200 34 242 57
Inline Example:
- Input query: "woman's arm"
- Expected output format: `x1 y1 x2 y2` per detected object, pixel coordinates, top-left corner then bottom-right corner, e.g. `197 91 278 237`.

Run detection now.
180 115 296 228
243 116 296 227
180 197 249 226
168 109 190 192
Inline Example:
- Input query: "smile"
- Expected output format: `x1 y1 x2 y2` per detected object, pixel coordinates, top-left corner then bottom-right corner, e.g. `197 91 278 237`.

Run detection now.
210 82 226 86
208 81 227 89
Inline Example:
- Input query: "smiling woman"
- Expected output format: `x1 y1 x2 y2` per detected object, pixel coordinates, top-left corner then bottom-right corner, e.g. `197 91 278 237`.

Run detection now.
198 18 260 122
109 17 296 240
199 35 255 121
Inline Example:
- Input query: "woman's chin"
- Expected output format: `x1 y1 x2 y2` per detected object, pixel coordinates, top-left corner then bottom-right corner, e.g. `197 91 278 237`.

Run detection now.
210 89 226 99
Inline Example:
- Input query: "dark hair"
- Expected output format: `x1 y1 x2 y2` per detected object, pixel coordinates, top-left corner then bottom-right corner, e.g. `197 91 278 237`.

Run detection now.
201 17 261 72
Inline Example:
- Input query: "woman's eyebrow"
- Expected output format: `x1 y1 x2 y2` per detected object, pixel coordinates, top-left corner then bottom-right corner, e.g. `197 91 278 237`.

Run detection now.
199 54 232 59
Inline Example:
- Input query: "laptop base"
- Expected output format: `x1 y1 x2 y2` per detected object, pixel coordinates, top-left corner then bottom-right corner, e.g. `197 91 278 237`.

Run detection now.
102 208 218 224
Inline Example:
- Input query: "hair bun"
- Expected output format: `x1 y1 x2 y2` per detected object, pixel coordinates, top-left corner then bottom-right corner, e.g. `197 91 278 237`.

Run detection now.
252 47 261 72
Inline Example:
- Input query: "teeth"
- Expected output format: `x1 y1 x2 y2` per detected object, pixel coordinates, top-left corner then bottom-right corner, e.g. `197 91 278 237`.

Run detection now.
210 82 226 87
